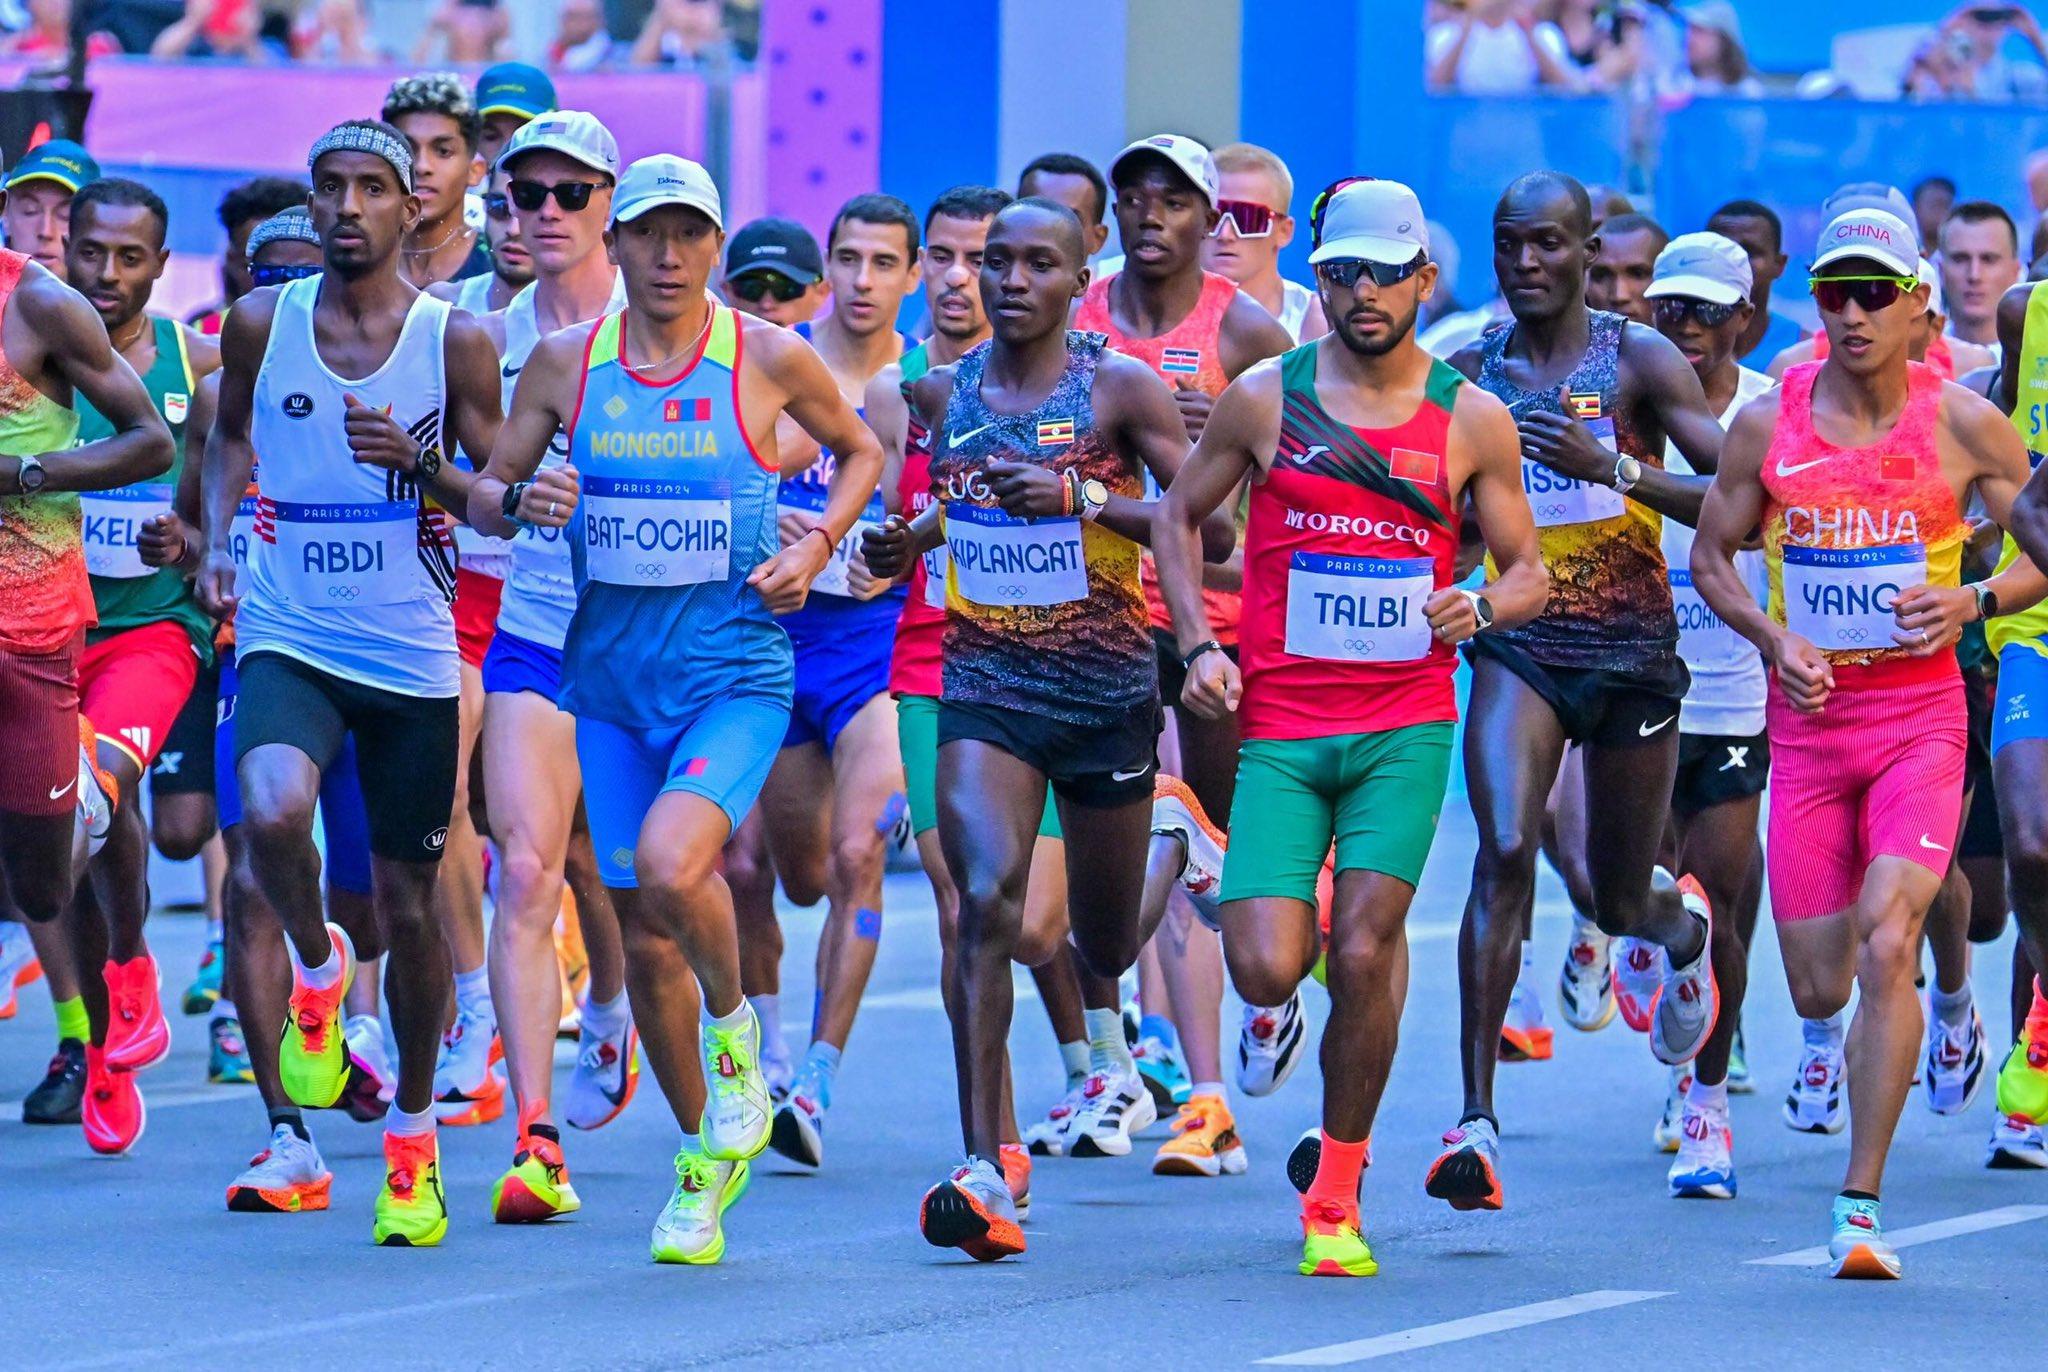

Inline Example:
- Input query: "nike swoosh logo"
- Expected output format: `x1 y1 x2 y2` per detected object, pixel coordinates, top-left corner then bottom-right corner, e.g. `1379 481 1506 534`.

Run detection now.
1774 455 1832 477
1918 833 1949 851
502 363 522 379
48 778 74 800
948 422 996 449
1638 716 1676 737
1111 765 1149 781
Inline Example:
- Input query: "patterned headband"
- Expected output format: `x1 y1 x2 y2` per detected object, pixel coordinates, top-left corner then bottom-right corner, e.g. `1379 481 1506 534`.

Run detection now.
246 209 321 262
307 124 414 192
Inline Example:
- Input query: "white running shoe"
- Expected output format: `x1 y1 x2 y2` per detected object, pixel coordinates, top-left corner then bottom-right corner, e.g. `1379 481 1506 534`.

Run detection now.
1611 937 1663 1033
1649 875 1716 1066
1921 1001 1987 1116
433 1000 498 1102
76 734 115 857
1987 1112 2048 1169
1022 1081 1086 1156
1064 1069 1158 1158
342 1013 394 1123
1828 1195 1900 1279
1238 991 1308 1097
1784 1039 1848 1134
1557 915 1615 1032
1652 1065 1692 1152
1151 774 1227 931
701 1008 772 1161
565 1015 640 1131
770 1088 826 1168
1668 1098 1736 1199
651 1147 749 1264
225 1123 333 1213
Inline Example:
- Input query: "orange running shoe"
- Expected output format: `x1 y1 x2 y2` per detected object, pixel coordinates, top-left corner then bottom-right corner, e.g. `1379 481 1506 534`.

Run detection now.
82 1043 145 1155
492 1103 582 1223
102 952 171 1073
998 1141 1032 1221
1425 1117 1504 1212
280 923 356 1109
920 1157 1025 1261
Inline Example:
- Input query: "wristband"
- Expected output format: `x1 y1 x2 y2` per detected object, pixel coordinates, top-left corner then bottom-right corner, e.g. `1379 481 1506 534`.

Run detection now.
1061 470 1076 517
800 525 836 556
1180 639 1224 670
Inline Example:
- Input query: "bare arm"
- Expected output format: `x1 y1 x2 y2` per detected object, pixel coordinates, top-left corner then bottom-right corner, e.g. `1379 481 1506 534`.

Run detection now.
469 331 582 538
196 293 272 618
1455 387 1548 633
864 363 909 516
0 278 172 494
1427 16 1473 89
1945 384 2048 617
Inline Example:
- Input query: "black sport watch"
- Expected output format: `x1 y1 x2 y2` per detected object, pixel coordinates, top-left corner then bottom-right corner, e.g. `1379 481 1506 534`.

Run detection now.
415 445 443 480
1974 583 1999 622
502 480 529 522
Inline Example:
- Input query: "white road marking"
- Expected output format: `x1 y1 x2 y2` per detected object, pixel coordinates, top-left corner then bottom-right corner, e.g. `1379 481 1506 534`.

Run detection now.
1257 1289 1671 1365
1748 1204 2048 1266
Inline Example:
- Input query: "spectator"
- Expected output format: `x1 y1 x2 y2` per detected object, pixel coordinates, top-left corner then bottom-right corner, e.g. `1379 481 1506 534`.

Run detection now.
1912 175 1958 250
148 0 264 60
1936 3 2048 101
629 0 735 69
1542 0 1615 73
1 139 97 277
550 0 615 71
1586 211 1667 323
1426 0 1579 95
188 175 309 335
1939 200 2023 353
291 0 376 62
416 0 508 65
0 0 116 62
1680 1 1762 96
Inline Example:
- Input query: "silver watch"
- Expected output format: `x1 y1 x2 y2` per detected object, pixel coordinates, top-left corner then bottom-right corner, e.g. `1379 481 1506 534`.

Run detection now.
15 452 47 494
1611 454 1642 494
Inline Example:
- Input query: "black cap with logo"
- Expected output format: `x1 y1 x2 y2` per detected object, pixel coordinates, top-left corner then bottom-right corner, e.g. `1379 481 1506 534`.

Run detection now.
724 216 824 285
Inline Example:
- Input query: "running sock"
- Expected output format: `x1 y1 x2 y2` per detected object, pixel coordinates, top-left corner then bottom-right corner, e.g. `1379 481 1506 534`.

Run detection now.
1190 1080 1227 1103
1138 1012 1178 1051
212 998 238 1023
1685 1077 1730 1113
1085 1007 1135 1077
747 993 782 1054
798 1041 841 1106
1057 1039 1091 1086
1307 1131 1370 1208
387 1104 434 1138
1803 1012 1846 1050
53 995 88 1044
703 998 751 1032
680 1130 701 1156
1930 982 1974 1029
582 989 629 1039
453 963 492 1018
269 1107 310 1142
290 937 342 992
1840 1188 1879 1203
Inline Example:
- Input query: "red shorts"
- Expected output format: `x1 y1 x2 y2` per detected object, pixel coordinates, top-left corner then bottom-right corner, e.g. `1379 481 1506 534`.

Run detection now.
1765 669 1966 922
454 565 503 671
0 634 82 817
79 620 202 772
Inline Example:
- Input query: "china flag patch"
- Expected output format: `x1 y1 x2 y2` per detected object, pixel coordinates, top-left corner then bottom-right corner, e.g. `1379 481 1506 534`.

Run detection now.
1880 454 1914 482
1390 447 1439 484
664 398 712 423
1037 418 1075 446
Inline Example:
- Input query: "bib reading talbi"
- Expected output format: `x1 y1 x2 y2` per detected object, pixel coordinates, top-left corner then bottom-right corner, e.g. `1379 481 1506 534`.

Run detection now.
944 502 1087 607
1283 553 1433 663
582 475 732 588
777 477 874 598
1521 417 1624 528
1669 566 1742 664
1783 542 1925 651
79 484 172 578
266 501 420 607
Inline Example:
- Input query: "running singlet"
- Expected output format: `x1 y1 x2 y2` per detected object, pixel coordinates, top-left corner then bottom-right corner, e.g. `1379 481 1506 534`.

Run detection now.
79 316 212 659
1761 360 1964 684
930 333 1151 725
452 271 498 316
1075 268 1243 642
0 248 86 653
1478 309 1674 672
887 342 943 698
1989 281 2048 662
1238 343 1462 740
235 276 459 697
494 272 628 652
562 304 790 726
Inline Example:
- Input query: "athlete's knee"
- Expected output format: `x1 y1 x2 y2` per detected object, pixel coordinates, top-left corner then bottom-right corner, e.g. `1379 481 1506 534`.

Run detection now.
495 842 562 926
1473 822 1540 888
1225 946 1298 1009
635 841 721 900
2006 841 2048 908
829 829 884 895
1325 915 1400 988
151 812 214 863
1011 915 1063 969
1786 971 1848 1020
1857 916 1921 988
1069 920 1139 981
241 795 317 861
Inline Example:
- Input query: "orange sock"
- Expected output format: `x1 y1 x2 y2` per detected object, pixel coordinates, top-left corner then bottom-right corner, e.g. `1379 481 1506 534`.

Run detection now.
1306 1131 1370 1208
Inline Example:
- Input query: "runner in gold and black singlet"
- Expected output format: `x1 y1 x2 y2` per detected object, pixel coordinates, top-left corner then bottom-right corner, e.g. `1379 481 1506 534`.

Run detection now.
1434 170 1732 1210
863 197 1232 1261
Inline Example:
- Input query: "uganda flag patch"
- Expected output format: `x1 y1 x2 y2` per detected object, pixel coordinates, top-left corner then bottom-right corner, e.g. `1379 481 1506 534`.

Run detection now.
1880 454 1914 482
1565 391 1603 421
1390 447 1439 485
1037 417 1075 446
1161 347 1202 375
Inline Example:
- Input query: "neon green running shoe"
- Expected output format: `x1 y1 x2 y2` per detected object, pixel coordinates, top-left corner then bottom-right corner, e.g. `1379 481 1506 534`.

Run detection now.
1299 1197 1378 1277
374 1130 448 1247
280 924 355 1109
651 1147 750 1264
1996 1006 2048 1126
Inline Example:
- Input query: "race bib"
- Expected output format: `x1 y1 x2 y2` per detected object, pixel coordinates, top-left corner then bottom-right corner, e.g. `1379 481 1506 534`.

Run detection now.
945 502 1087 608
228 493 260 567
778 479 880 598
1670 566 1741 664
1522 417 1625 528
583 475 732 588
1283 553 1434 663
79 484 172 578
921 545 948 609
1782 542 1926 652
266 500 420 607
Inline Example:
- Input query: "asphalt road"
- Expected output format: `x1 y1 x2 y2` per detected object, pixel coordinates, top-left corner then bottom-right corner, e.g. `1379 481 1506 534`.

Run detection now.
4 808 2040 1370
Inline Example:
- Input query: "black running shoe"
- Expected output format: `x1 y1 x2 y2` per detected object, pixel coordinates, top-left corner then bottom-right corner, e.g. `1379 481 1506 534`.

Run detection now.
23 1038 86 1124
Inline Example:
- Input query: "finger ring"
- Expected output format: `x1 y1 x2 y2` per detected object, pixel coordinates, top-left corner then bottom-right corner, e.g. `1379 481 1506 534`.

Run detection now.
549 501 559 518
1920 629 1930 644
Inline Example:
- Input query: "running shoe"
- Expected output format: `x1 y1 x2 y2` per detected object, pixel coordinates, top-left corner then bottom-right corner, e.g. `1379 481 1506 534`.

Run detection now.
1151 773 1227 931
76 718 116 857
343 1013 394 1123
770 1088 826 1168
226 1124 332 1213
1994 992 2048 1125
651 1147 749 1264
760 1030 795 1103
1285 1126 1321 1195
1134 1032 1191 1113
701 1008 772 1161
0 922 40 1020
920 1156 1025 1262
1649 876 1716 1066
1299 1197 1377 1277
1727 1023 1753 1094
1556 915 1615 1032
1784 1041 1848 1134
1921 1002 1986 1116
374 1130 448 1247
1611 936 1663 1033
1499 976 1554 1062
1424 1117 1503 1211
565 1015 640 1131
22 1039 85 1124
1022 1081 1085 1157
1065 1068 1159 1158
1828 1195 1901 1279
1152 1093 1249 1177
998 1141 1032 1221
492 1111 582 1223
182 938 224 1015
280 923 356 1110
208 1015 254 1085
1668 1099 1736 1199
101 953 171 1073
1239 991 1308 1096
82 1044 144 1155
433 1001 502 1124
1987 1113 2048 1169
1652 1066 1692 1153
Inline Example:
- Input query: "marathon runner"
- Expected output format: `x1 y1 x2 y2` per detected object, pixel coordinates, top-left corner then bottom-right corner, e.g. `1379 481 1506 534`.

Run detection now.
862 195 1232 1260
1583 212 1667 326
436 166 533 316
384 73 492 290
1772 260 1993 380
1938 201 2021 359
720 217 828 329
1704 199 1808 370
469 154 883 1264
1016 153 1112 262
1 140 98 279
473 61 557 168
1156 178 1544 1275
1203 143 1327 343
188 178 310 337
1692 205 2042 1278
198 120 503 1246
1436 170 1729 1211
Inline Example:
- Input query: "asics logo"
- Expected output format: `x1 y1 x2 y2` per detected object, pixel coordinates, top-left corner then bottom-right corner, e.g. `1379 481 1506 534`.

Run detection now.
1774 455 1833 477
1918 833 1948 852
1639 715 1676 737
1719 746 1749 772
948 422 996 449
48 778 75 800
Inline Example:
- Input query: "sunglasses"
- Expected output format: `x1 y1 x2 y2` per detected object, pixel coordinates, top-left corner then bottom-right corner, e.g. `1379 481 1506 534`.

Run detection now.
727 272 809 303
1314 253 1427 290
1651 297 1741 328
1811 274 1918 314
250 262 320 287
1212 198 1276 239
483 191 511 221
507 179 604 213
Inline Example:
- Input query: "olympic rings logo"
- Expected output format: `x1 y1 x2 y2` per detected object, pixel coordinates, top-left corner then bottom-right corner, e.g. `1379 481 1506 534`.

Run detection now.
1536 502 1569 520
998 584 1028 599
326 585 362 601
1835 627 1870 643
1343 638 1380 653
635 562 668 578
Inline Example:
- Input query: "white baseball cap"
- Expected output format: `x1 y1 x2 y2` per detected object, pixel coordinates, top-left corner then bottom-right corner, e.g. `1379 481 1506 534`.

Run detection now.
496 110 619 178
1918 258 1944 317
1812 207 1918 277
1645 231 1753 305
1108 134 1219 206
610 155 724 230
1309 179 1429 266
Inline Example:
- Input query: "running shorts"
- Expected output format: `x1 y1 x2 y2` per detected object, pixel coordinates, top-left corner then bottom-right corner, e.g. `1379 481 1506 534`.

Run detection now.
785 629 891 755
79 618 201 772
480 626 563 704
214 649 371 895
234 650 459 864
151 655 220 798
1671 731 1769 818
1153 627 1239 714
0 634 81 818
453 565 503 671
1221 722 1454 902
1465 632 1688 747
1765 672 1966 922
897 693 1061 841
577 692 790 888
938 697 1160 810
1992 642 2048 756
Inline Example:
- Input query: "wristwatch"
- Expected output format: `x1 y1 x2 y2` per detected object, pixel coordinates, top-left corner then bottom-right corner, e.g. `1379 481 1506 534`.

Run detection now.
15 452 47 494
502 480 529 522
1610 454 1642 494
1973 583 2000 622
1079 478 1109 522
415 445 443 480
1461 589 1495 632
